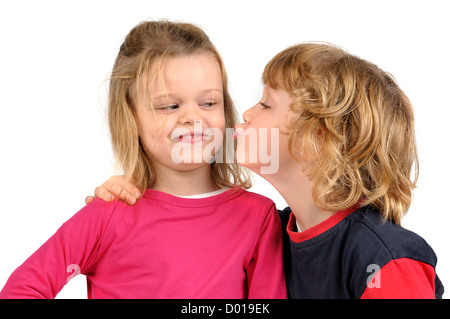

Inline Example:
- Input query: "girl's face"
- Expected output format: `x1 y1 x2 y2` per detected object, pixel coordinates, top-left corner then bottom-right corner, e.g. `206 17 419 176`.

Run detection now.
235 85 297 175
134 54 225 172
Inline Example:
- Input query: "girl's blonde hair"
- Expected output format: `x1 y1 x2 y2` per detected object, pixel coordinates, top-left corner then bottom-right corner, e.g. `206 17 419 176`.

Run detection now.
108 20 251 192
263 43 418 225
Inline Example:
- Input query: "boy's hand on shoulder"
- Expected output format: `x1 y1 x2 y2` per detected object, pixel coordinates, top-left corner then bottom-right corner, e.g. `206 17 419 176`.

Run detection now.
85 175 141 206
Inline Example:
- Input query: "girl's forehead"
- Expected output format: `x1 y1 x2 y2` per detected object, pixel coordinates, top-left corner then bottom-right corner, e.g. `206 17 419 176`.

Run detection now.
160 54 220 73
151 55 223 91
134 54 223 104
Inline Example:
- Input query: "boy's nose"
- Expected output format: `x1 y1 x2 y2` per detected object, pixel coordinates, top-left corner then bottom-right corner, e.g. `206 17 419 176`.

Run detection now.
242 105 256 124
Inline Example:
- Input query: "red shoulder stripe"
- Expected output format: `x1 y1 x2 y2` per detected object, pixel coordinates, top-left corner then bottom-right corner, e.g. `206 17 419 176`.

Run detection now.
361 258 436 299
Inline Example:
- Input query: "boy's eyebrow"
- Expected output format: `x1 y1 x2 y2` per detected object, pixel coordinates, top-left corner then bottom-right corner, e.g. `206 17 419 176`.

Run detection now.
152 88 223 101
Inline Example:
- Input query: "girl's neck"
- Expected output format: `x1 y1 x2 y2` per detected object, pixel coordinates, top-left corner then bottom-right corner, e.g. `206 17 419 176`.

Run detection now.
152 163 218 196
263 163 335 231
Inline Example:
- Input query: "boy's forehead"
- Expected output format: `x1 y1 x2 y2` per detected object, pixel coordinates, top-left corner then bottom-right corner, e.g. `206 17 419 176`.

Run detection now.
264 84 283 97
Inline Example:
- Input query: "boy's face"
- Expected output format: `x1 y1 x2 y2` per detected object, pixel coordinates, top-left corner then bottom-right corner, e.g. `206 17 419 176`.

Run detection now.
235 85 298 175
134 54 226 172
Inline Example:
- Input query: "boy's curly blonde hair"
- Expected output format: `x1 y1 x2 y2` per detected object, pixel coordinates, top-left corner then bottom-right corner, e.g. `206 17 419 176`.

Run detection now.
263 43 418 225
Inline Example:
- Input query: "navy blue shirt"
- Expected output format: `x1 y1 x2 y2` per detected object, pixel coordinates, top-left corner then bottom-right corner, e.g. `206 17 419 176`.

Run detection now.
279 205 444 298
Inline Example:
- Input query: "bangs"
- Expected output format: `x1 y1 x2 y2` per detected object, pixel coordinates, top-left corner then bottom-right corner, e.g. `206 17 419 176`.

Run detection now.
262 58 281 88
262 45 308 92
262 55 290 90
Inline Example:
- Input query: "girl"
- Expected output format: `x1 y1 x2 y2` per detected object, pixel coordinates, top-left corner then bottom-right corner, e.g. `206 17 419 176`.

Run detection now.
0 21 286 299
93 43 444 298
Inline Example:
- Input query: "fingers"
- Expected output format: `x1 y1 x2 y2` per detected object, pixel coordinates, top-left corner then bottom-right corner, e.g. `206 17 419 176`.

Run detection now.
122 180 142 200
94 185 115 202
94 176 141 205
85 196 95 205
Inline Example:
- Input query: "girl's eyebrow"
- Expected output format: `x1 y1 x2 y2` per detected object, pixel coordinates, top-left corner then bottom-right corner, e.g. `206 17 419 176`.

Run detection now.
152 88 223 101
200 88 223 94
152 93 175 101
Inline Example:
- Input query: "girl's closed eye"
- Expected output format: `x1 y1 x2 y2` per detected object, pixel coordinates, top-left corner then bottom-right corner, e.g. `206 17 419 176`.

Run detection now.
200 101 216 108
155 103 179 113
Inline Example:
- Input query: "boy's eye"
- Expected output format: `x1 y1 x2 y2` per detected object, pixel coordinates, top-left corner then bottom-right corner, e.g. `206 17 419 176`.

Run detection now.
260 102 270 109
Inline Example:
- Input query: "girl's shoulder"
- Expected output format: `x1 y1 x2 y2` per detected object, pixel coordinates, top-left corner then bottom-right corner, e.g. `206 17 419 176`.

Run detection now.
63 197 124 229
237 188 277 209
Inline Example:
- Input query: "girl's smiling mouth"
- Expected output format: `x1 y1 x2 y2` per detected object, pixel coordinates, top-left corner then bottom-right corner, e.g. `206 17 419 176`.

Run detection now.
171 131 209 143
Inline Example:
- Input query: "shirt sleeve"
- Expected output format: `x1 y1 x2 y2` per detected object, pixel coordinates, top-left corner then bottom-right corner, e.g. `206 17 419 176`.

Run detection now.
361 257 437 299
0 198 115 299
246 203 287 299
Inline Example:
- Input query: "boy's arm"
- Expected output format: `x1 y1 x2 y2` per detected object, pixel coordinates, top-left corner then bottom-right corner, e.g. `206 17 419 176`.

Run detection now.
361 258 440 299
0 199 114 299
246 204 287 299
85 176 140 206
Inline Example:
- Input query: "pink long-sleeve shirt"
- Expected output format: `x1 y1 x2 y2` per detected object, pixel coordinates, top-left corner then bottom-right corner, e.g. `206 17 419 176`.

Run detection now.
0 188 287 299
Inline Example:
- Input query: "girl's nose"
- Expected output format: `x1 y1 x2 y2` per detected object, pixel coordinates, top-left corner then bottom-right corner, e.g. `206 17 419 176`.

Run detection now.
179 103 201 125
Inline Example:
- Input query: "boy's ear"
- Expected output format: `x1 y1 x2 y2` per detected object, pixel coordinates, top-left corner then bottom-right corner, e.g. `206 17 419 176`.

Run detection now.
284 108 299 129
298 124 326 164
316 125 326 148
311 124 326 159
284 110 325 163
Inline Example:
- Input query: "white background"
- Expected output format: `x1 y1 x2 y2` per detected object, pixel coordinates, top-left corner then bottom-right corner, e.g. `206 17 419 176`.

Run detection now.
0 0 449 298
